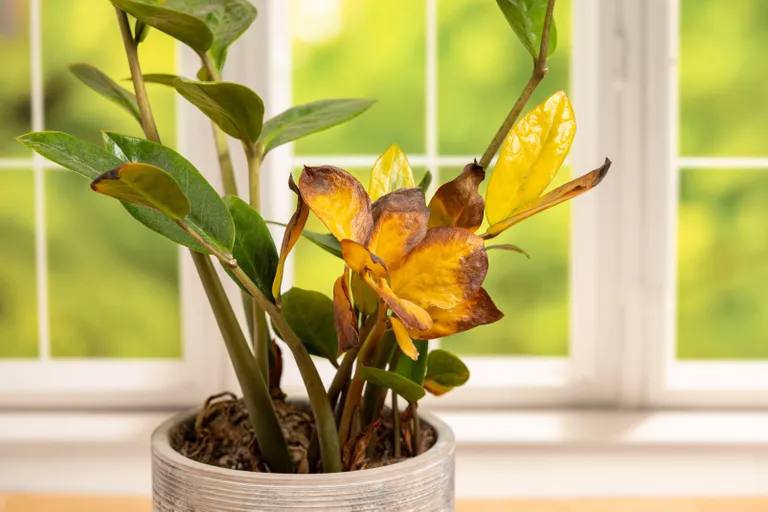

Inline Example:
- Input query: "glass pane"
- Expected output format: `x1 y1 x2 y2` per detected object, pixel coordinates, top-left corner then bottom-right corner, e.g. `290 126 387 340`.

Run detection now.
42 0 177 148
0 0 31 157
0 171 37 358
437 0 572 155
291 0 426 155
679 1 768 157
440 167 570 356
46 171 180 358
677 169 768 360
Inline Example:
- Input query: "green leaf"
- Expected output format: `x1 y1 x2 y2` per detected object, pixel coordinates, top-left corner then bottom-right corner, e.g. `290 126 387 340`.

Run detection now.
260 99 375 154
395 339 428 385
223 196 278 301
68 63 141 123
277 288 338 363
134 19 150 43
350 272 377 316
265 220 343 259
17 131 205 251
486 243 531 259
91 163 190 219
174 78 264 142
110 0 214 54
142 73 179 86
423 349 470 396
418 170 433 194
103 131 235 252
358 365 425 403
495 0 558 59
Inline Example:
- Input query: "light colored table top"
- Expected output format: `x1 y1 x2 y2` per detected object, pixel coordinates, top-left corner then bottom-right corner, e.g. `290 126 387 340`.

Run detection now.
2 495 768 511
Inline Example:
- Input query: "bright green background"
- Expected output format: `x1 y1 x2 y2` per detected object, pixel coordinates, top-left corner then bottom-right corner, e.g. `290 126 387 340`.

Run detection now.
0 0 765 360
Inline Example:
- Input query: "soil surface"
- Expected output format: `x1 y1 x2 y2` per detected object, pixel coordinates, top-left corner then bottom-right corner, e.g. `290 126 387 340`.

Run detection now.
170 393 436 474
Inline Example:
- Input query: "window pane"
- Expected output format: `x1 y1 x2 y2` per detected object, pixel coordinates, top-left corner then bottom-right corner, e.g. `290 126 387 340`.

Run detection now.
677 170 768 360
0 0 31 158
679 1 768 157
437 0 572 155
291 0 426 155
42 0 177 148
440 167 570 356
46 172 180 358
0 170 37 358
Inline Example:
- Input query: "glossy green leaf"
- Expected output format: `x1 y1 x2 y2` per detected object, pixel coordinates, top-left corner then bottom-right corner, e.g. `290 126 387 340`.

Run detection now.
110 0 214 54
91 163 190 219
260 99 375 154
486 243 531 259
68 63 140 123
418 170 433 194
495 0 558 59
134 19 150 43
394 339 429 385
17 131 205 251
142 73 179 86
358 365 425 403
223 196 278 301
103 131 235 252
277 288 339 363
368 144 416 201
265 220 343 259
174 78 264 142
423 349 470 396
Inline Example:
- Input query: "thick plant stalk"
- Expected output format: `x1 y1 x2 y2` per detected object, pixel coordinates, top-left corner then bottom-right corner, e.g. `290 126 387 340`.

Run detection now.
478 0 557 169
115 8 293 473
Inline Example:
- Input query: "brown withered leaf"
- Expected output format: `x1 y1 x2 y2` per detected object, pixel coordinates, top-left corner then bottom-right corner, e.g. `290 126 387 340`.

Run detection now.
427 161 486 232
273 175 309 301
368 188 430 272
299 165 374 245
486 158 611 238
341 239 388 279
390 226 488 310
409 288 503 340
333 267 359 356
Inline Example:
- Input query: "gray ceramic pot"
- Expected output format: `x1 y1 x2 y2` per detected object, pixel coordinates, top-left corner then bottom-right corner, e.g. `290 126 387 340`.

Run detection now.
151 409 455 512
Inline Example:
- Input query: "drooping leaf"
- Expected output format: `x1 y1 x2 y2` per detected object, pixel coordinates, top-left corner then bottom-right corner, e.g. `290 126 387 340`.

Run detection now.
423 349 470 396
278 288 339 363
486 91 576 225
390 227 488 310
418 170 433 194
358 365 425 403
341 239 388 280
273 176 309 300
395 339 428 385
409 288 503 340
103 131 235 252
368 188 429 272
299 165 374 244
109 0 214 54
486 244 530 259
486 158 611 238
333 268 358 355
266 220 343 259
428 162 486 232
495 0 558 60
68 63 141 123
362 274 432 332
368 144 416 201
260 99 375 155
91 163 190 219
173 78 264 142
390 316 419 361
223 196 278 301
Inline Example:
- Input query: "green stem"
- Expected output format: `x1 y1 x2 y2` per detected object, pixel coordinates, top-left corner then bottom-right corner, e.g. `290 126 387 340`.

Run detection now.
328 345 360 410
360 332 394 426
412 402 421 456
191 252 293 473
477 0 557 169
393 393 401 459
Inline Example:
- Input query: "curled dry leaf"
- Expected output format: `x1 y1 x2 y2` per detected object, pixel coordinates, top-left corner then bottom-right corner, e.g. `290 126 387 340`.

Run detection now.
368 188 430 271
363 274 432 332
299 165 373 244
333 268 359 356
427 161 486 232
273 175 309 301
409 288 503 340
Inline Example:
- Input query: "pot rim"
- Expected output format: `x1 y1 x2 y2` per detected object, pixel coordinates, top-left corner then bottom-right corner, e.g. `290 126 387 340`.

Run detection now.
152 406 455 485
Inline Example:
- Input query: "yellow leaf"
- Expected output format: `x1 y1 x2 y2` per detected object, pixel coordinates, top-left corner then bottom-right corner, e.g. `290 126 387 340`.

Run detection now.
341 239 388 279
409 288 503 340
299 165 373 244
390 316 419 361
369 188 430 271
486 158 611 238
273 175 309 301
427 162 485 232
390 227 488 310
333 268 358 356
368 144 416 201
363 273 432 331
485 91 576 225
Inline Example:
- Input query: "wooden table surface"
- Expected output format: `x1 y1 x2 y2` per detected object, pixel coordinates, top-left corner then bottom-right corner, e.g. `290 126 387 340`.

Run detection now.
2 496 768 512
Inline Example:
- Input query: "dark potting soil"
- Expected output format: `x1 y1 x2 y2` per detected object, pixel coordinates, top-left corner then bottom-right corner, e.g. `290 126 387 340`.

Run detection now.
169 392 436 474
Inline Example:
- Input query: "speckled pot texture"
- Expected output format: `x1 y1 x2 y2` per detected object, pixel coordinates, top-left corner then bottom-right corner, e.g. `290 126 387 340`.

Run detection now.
151 409 455 512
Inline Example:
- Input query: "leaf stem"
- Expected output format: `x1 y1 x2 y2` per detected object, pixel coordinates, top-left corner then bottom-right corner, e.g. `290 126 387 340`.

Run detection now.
328 345 360 410
477 0 557 169
393 393 401 459
412 401 422 456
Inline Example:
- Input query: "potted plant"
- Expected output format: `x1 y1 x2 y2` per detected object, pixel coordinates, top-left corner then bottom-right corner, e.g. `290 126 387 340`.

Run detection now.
17 0 609 510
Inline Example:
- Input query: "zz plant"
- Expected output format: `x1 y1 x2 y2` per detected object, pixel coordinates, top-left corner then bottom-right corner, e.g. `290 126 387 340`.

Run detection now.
17 0 610 474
